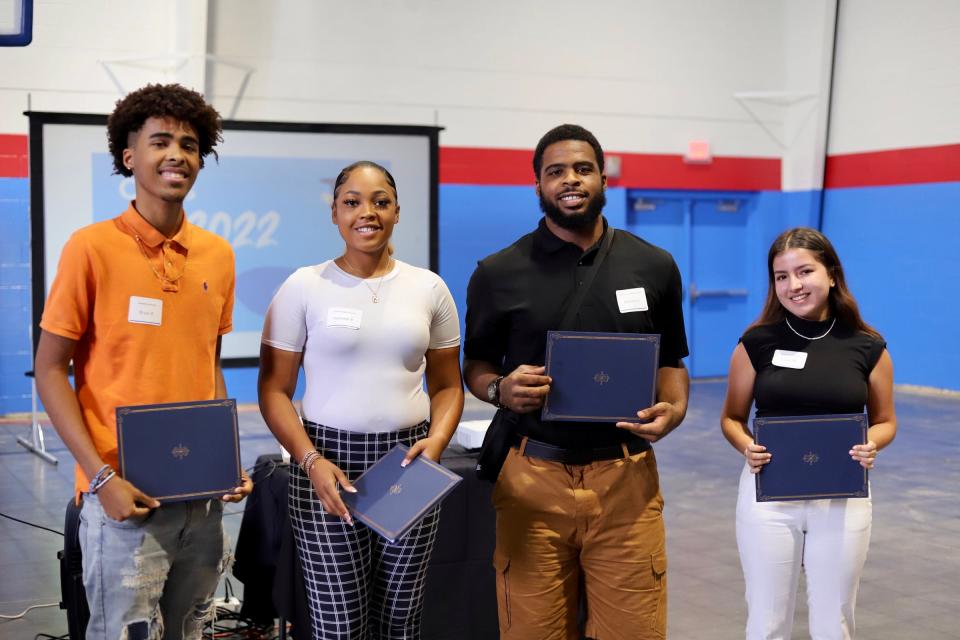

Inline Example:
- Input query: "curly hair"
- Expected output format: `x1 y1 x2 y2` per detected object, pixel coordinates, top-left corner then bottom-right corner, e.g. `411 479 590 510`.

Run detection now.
533 124 605 178
106 83 223 177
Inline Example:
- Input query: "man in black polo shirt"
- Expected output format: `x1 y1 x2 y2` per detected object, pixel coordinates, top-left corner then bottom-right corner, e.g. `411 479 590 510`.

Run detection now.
463 124 689 640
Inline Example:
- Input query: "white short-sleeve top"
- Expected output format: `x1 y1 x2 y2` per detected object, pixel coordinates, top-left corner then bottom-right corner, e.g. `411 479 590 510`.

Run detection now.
262 260 461 432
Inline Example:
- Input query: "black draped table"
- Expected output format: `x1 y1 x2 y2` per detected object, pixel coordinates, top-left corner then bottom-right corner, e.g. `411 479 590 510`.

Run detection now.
233 449 498 639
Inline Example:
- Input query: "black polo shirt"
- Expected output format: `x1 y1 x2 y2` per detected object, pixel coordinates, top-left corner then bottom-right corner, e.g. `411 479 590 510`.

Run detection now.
465 217 688 449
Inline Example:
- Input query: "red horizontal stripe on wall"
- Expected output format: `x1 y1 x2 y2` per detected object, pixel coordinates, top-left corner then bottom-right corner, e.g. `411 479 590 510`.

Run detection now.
615 153 779 191
3 134 781 189
441 146 780 191
440 147 534 185
825 144 960 188
0 134 28 178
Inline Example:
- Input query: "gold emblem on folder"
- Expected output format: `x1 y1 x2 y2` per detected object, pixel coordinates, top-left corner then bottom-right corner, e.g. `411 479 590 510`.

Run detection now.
802 451 819 465
593 371 610 385
172 443 190 460
389 484 402 495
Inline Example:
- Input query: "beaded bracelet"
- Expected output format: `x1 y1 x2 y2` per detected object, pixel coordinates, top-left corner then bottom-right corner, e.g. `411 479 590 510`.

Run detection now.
300 450 322 476
91 470 116 494
88 464 115 494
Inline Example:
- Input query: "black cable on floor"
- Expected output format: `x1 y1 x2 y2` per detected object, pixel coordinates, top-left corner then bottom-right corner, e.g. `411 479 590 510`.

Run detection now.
0 511 63 536
203 605 278 639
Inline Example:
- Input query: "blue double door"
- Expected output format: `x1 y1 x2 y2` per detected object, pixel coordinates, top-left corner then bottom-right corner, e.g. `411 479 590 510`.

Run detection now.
624 190 759 378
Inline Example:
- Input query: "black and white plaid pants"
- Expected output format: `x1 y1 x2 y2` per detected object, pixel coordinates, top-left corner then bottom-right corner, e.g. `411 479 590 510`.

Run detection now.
289 420 440 640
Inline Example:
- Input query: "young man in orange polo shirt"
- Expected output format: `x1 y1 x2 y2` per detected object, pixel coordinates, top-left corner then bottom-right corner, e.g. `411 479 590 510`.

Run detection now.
35 83 252 640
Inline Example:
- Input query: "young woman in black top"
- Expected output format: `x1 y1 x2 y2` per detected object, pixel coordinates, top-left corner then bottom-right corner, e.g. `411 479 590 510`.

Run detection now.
721 227 896 640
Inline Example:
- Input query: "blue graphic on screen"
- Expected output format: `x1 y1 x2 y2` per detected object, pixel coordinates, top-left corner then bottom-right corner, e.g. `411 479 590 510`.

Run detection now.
91 153 387 336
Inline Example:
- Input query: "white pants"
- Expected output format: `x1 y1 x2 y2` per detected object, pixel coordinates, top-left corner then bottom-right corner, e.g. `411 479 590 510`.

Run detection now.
735 464 872 640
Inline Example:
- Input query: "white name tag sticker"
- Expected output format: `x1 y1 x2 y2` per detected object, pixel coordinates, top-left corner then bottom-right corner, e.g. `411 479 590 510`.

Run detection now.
616 287 649 313
128 296 163 326
326 307 362 330
772 349 808 369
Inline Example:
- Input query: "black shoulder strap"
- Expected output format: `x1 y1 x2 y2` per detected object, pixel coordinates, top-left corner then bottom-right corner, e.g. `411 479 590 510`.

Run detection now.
558 225 615 331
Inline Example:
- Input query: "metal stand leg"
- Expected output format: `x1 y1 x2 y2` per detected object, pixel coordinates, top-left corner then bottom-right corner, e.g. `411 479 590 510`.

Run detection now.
16 375 58 465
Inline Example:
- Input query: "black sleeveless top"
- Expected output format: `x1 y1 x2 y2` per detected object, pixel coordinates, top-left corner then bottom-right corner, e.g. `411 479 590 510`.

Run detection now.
740 312 886 419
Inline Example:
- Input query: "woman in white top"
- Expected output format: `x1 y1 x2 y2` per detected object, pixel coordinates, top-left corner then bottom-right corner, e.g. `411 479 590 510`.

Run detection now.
258 160 464 639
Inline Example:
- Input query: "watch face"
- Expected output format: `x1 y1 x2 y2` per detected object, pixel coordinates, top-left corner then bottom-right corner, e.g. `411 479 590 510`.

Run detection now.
487 380 498 402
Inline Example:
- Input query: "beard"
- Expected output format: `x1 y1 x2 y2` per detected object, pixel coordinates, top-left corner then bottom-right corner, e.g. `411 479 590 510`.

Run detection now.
540 190 606 231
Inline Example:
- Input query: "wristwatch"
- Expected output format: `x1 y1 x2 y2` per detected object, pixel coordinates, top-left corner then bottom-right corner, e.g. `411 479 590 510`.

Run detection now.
486 375 505 409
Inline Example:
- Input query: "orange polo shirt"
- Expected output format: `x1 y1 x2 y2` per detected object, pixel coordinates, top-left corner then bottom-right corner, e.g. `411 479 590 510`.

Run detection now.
40 203 235 494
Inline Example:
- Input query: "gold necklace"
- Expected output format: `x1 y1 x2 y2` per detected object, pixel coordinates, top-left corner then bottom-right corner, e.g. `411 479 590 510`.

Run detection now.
134 234 185 292
341 255 390 303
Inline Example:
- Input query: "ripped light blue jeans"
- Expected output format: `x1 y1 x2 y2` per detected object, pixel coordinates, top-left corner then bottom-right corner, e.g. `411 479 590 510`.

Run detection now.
79 493 228 640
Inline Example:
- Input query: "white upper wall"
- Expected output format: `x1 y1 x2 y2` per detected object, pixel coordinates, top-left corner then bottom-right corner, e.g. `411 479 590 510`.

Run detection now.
829 0 960 154
0 0 208 133
15 1 954 187
3 0 798 158
207 0 788 156
779 0 836 191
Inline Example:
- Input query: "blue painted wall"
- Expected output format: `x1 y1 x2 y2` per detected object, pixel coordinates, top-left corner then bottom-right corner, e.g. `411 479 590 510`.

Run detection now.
2 178 958 414
822 182 960 390
438 184 542 344
0 178 32 414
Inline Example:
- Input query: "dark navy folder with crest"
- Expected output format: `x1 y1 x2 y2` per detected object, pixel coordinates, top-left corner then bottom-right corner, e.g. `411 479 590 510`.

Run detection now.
542 330 660 422
342 445 462 543
116 399 241 502
754 413 868 502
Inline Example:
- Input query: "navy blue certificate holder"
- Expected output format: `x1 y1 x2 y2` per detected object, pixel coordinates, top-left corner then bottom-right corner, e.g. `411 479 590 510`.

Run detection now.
542 330 660 423
754 413 869 502
342 444 462 543
116 398 241 502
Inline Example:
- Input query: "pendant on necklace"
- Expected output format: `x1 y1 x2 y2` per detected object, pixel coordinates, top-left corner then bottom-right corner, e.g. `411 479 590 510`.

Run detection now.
372 294 379 304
